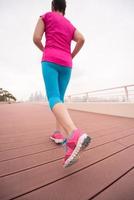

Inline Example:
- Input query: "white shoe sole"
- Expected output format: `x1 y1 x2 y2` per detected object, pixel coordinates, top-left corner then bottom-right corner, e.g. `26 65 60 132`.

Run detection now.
64 133 91 168
50 137 65 144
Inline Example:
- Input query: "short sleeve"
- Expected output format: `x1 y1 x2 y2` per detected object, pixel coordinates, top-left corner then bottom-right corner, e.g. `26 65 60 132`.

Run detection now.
71 23 76 39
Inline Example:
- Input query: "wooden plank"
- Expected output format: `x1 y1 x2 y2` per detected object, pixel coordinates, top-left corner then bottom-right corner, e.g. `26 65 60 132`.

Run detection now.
0 136 52 151
69 108 134 126
1 123 131 145
0 127 133 162
0 133 134 177
1 104 133 138
90 129 134 148
0 104 133 148
1 124 133 151
0 146 63 177
0 143 58 162
0 129 51 143
10 146 134 200
92 169 134 200
0 144 133 200
117 134 134 146
0 104 55 137
0 123 133 161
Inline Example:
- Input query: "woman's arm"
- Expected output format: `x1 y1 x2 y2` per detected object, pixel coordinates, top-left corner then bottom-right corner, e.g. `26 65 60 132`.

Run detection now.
71 30 85 59
33 17 45 52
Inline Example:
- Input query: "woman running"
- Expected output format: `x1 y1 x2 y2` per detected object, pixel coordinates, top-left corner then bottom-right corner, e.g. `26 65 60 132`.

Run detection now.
33 0 91 167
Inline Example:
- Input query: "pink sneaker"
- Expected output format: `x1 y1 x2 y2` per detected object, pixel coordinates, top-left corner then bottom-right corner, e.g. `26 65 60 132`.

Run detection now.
50 130 66 144
63 128 91 168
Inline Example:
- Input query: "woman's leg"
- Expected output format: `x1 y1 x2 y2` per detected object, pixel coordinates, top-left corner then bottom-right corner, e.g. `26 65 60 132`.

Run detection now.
55 118 63 132
42 62 77 136
42 62 91 168
52 102 77 135
52 65 77 136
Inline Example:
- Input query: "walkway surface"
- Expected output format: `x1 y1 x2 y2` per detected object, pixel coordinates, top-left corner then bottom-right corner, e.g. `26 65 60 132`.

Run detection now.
0 102 134 200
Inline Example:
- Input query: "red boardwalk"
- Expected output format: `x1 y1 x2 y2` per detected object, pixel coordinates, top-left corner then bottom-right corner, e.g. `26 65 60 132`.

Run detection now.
0 103 134 200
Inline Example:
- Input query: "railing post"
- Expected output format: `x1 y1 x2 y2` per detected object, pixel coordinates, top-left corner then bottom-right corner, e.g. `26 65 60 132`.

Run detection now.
124 86 128 101
68 95 71 102
86 92 88 102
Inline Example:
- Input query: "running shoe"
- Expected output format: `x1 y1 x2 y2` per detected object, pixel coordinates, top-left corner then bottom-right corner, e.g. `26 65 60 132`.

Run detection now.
50 130 66 144
63 128 91 168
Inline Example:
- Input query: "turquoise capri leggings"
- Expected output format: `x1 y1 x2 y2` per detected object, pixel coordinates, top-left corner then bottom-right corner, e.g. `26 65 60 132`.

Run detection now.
41 61 72 110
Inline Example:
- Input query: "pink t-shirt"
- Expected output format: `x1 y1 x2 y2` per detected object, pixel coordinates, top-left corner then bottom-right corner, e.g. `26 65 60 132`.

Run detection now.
40 11 76 67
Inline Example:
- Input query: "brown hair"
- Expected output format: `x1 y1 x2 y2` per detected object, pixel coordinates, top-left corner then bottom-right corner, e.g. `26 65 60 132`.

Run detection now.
52 0 66 15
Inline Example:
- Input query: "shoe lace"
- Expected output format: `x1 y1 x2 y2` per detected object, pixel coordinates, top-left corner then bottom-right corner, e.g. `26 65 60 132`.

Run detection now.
62 138 67 152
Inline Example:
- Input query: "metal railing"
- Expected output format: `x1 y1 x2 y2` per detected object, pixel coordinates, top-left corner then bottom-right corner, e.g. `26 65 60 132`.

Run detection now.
65 84 134 103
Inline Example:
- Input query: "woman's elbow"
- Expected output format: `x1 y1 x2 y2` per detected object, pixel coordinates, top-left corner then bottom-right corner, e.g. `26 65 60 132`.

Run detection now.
79 36 85 45
33 35 41 44
81 37 85 44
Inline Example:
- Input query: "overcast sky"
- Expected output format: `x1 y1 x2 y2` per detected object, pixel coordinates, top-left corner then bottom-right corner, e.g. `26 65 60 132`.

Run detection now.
0 0 134 101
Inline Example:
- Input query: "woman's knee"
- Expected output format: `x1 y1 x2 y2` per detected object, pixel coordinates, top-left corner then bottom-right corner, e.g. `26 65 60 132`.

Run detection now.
48 96 63 110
